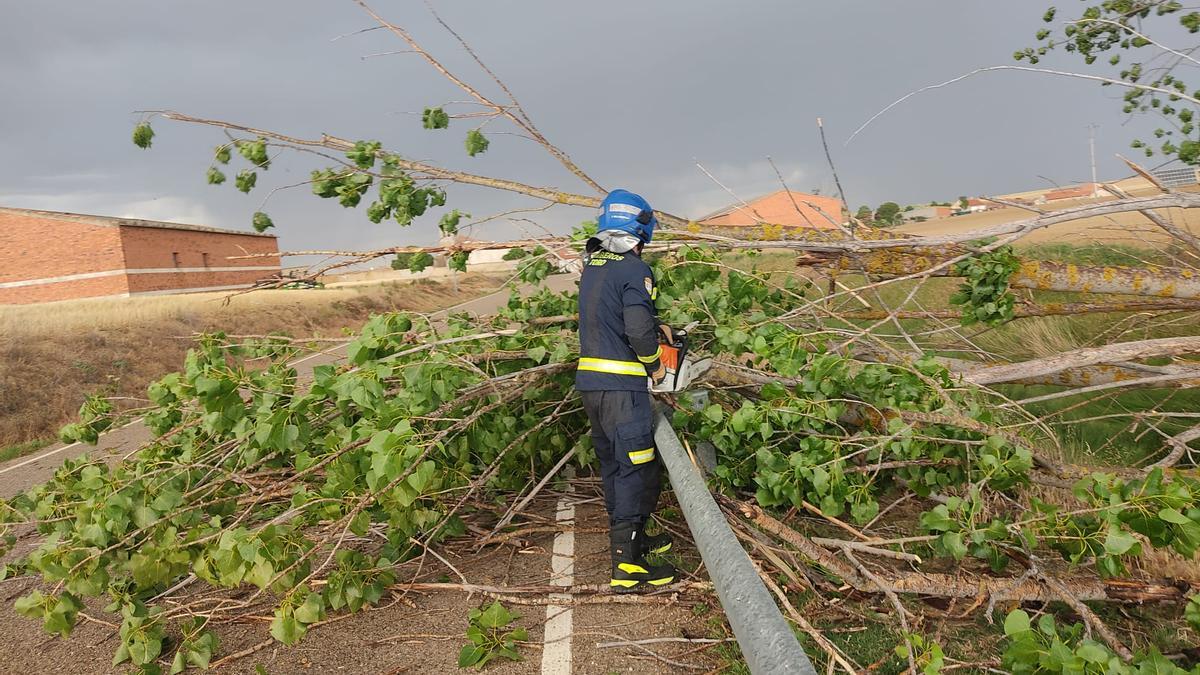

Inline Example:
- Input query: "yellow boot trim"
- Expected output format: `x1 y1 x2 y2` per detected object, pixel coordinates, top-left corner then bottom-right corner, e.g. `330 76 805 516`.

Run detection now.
617 562 648 575
649 541 672 554
648 576 675 586
610 579 639 588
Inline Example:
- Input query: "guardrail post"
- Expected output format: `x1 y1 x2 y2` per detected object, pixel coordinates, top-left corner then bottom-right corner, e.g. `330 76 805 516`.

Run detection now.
653 410 817 675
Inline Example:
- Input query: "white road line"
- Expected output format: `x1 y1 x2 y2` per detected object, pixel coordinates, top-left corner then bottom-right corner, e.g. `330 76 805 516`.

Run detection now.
0 416 146 476
541 495 576 675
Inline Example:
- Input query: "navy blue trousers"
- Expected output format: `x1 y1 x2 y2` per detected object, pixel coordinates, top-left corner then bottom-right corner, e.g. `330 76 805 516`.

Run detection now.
580 389 662 526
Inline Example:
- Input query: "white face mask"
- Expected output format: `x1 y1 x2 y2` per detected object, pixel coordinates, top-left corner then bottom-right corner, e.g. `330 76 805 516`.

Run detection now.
594 230 642 254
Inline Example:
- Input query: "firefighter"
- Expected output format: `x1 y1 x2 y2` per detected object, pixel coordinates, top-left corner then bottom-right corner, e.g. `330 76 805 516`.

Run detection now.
576 188 676 592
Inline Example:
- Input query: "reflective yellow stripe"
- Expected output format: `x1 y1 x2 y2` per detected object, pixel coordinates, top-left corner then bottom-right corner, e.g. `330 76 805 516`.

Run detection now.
610 579 639 588
637 346 662 364
618 562 648 574
650 287 658 300
628 448 655 465
577 357 647 377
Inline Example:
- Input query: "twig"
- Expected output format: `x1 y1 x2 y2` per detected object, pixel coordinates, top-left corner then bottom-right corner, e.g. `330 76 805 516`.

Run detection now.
848 65 1200 147
844 550 917 674
801 500 872 541
1039 569 1134 662
483 444 579 542
596 637 736 648
813 537 922 564
817 118 851 235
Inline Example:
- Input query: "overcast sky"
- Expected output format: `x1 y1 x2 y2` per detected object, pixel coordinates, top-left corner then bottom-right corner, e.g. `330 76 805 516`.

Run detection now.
0 1 1162 254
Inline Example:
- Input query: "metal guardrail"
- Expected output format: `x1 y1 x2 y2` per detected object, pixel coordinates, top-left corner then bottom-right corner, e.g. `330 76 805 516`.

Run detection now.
653 410 817 675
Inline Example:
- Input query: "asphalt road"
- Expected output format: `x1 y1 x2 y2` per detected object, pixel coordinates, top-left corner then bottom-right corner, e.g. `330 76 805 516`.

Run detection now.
0 272 720 673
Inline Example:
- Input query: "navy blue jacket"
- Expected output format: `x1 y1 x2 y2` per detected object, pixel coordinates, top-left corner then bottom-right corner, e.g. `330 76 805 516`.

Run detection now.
575 242 661 391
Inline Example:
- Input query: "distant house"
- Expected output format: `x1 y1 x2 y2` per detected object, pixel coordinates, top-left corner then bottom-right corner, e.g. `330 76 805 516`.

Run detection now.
904 205 953 221
0 207 279 304
1043 184 1098 201
699 190 846 230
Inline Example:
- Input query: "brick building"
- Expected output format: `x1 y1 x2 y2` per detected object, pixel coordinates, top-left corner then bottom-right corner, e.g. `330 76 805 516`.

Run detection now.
0 206 280 304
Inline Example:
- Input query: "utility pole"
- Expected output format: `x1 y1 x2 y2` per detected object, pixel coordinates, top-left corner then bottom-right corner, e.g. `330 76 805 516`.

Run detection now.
1087 123 1099 196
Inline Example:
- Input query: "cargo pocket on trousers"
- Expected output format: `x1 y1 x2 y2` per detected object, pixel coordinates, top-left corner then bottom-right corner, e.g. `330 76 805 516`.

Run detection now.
615 418 655 467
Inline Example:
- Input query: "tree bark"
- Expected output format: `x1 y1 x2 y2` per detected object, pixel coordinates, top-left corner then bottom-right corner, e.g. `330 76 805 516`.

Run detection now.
963 336 1200 386
728 497 1199 605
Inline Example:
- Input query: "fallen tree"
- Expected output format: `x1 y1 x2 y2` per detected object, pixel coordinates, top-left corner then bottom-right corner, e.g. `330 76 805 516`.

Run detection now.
6 2 1200 673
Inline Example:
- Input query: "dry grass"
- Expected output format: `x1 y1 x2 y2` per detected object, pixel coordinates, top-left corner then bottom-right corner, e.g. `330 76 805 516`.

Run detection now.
0 275 504 449
896 183 1200 247
973 316 1088 362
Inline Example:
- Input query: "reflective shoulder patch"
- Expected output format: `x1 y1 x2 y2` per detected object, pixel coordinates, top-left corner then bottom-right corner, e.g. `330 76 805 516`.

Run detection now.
643 277 654 297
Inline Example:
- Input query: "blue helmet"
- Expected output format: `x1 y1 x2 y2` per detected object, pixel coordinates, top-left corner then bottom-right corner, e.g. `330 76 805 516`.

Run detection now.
597 189 657 244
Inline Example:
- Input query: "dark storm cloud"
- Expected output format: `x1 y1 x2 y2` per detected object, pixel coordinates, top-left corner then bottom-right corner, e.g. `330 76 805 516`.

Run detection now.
0 1 1147 255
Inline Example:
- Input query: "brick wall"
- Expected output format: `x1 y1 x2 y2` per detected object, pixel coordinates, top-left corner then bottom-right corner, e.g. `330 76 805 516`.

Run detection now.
119 224 279 295
118 224 278 271
0 208 280 304
0 210 127 284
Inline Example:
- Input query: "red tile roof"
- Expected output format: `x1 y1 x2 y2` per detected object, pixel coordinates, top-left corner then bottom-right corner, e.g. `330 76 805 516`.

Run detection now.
699 190 846 229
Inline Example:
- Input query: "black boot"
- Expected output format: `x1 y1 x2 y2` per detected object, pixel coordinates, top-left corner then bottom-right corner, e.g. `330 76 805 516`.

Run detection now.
639 524 672 556
610 522 676 592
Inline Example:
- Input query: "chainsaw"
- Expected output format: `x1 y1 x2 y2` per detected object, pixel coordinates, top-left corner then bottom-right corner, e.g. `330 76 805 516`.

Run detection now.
649 321 712 393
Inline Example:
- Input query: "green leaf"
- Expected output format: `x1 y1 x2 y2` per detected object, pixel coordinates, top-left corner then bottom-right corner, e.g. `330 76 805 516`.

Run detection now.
215 145 232 164
269 612 306 645
525 346 547 363
293 593 323 624
206 167 226 185
920 505 956 532
465 129 490 157
941 531 968 559
14 590 45 618
439 210 468 236
477 601 512 629
1003 609 1031 636
252 212 275 233
1104 526 1139 556
132 122 155 149
1076 641 1110 664
423 107 450 130
703 405 724 424
1186 594 1200 631
235 170 257 194
237 138 271 168
1158 507 1191 524
113 642 131 667
458 644 484 667
128 632 163 665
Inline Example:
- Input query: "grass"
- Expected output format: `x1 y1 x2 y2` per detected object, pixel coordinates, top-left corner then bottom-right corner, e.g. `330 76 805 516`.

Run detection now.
1000 384 1200 466
1020 242 1178 267
0 438 51 463
0 275 505 453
